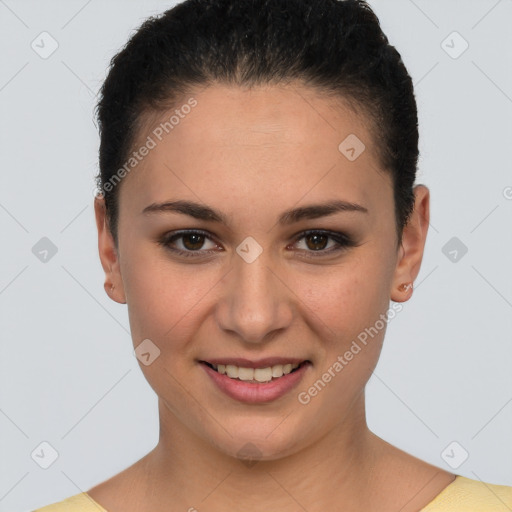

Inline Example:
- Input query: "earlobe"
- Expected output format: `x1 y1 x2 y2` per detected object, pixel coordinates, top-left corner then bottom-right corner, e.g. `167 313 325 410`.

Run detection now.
390 185 430 303
94 195 126 304
393 281 414 303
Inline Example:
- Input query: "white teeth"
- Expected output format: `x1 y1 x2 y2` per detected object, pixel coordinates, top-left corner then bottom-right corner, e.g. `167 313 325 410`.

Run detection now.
238 367 254 380
210 362 301 382
254 367 272 382
271 365 283 378
225 365 239 378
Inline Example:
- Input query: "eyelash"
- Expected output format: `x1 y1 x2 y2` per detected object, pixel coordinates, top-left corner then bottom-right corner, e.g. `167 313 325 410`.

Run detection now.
157 229 357 259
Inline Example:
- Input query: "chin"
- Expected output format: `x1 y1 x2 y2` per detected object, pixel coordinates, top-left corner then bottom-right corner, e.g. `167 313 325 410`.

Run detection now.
205 418 310 464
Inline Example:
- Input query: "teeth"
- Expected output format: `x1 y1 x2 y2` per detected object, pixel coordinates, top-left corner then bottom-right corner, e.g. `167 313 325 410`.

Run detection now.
225 365 238 378
238 367 254 380
254 367 272 382
210 362 300 382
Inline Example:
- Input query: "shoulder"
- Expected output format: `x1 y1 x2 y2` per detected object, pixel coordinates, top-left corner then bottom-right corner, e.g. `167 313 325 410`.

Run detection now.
32 492 108 512
420 475 512 511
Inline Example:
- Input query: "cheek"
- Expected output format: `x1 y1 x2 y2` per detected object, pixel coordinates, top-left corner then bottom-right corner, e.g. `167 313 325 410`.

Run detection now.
121 248 217 347
293 259 393 398
295 258 390 340
121 235 395 350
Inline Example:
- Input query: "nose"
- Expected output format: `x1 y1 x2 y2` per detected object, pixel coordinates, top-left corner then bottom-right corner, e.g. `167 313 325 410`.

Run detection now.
215 251 294 344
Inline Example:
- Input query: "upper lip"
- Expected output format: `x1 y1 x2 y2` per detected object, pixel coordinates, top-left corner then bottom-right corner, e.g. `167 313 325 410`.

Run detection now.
200 357 309 369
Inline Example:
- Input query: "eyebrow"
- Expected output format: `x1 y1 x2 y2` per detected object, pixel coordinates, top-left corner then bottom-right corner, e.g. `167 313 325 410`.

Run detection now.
141 199 368 225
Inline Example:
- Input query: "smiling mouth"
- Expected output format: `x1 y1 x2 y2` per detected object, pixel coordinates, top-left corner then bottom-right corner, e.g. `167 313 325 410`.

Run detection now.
201 360 310 383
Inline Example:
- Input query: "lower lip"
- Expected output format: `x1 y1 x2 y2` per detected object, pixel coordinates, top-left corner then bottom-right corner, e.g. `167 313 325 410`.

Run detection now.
200 362 311 404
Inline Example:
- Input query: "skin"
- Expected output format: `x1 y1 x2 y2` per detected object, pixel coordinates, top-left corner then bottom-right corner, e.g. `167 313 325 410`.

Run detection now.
90 83 455 511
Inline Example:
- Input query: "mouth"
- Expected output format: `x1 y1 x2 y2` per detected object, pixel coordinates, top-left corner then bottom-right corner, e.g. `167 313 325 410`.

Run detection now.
199 360 310 384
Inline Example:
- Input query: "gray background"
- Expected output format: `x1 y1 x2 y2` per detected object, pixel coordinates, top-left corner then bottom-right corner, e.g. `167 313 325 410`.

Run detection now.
1 0 511 510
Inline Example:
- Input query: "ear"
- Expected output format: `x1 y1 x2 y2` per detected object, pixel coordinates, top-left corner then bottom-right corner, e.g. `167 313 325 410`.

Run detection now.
390 185 430 303
94 194 126 304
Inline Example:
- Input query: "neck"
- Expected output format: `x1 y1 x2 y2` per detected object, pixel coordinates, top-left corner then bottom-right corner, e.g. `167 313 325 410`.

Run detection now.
137 392 379 511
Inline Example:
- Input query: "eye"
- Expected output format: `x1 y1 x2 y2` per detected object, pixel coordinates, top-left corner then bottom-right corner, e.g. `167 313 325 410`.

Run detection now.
291 230 356 257
157 229 356 259
157 230 221 258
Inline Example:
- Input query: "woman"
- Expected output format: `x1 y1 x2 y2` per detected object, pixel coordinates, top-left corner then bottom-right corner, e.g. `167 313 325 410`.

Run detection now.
34 0 512 510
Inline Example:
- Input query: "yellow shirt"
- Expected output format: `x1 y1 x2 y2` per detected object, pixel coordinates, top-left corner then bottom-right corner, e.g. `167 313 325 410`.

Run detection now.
32 475 512 511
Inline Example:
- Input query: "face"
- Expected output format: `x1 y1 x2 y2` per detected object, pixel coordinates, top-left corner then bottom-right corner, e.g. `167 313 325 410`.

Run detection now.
95 83 428 461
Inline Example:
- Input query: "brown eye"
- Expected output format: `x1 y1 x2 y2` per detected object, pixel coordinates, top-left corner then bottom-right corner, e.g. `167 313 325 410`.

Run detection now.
158 230 219 257
304 233 329 251
181 233 206 250
293 230 356 257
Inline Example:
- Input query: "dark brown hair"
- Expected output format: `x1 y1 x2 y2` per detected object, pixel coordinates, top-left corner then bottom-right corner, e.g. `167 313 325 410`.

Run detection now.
95 0 418 248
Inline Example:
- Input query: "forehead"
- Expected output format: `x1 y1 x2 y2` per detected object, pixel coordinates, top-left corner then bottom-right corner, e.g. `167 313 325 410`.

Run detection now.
143 83 377 155
120 83 390 221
